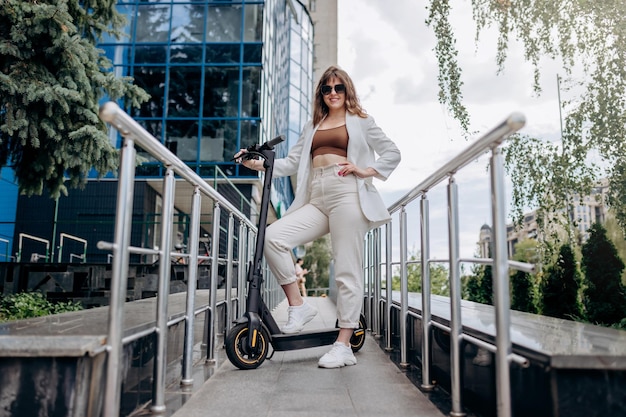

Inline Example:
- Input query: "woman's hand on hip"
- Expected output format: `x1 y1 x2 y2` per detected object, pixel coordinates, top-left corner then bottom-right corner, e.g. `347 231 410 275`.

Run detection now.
337 162 377 179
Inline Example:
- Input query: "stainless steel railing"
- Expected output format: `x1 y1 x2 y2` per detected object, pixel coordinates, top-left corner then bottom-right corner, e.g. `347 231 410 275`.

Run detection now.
98 101 530 417
364 112 532 417
97 101 280 417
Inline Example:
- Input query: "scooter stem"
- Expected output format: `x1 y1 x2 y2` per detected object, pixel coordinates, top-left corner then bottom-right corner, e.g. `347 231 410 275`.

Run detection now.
244 138 282 349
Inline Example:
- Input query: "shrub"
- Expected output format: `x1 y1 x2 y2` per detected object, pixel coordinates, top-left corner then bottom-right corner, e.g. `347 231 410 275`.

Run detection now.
0 292 82 322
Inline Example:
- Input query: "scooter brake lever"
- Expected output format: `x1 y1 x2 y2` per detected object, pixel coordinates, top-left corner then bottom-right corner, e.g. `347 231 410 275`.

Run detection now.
231 150 265 163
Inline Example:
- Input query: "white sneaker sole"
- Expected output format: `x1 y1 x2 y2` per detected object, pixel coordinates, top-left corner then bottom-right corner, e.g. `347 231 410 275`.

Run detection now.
318 357 357 368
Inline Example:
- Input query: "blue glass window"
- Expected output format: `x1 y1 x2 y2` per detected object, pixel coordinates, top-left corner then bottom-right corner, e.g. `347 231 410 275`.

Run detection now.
206 5 242 42
135 4 171 42
171 4 205 43
167 66 202 117
132 65 166 118
203 66 239 117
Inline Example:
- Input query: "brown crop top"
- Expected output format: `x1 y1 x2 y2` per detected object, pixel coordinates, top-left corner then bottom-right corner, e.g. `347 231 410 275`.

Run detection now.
311 125 349 158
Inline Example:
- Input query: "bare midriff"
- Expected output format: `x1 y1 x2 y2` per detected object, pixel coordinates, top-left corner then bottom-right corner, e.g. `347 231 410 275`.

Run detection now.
312 153 348 168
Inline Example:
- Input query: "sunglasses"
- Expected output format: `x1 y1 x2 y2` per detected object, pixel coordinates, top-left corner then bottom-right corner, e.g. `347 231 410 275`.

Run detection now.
321 84 346 95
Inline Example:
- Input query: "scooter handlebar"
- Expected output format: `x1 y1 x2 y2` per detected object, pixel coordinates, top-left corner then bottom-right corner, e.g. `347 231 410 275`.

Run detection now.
232 135 285 162
259 135 285 150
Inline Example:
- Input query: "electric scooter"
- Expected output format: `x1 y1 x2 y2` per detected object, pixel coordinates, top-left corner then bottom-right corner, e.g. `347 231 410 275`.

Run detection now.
224 135 366 370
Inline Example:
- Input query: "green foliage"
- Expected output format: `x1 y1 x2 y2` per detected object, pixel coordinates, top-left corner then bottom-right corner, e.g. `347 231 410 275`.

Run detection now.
581 223 626 325
392 252 450 296
302 235 332 290
510 239 538 313
425 0 470 134
0 0 148 197
512 238 540 263
541 243 582 319
604 215 626 286
464 263 493 305
510 270 537 313
463 272 483 303
503 134 598 236
0 291 82 322
463 246 494 305
426 0 626 235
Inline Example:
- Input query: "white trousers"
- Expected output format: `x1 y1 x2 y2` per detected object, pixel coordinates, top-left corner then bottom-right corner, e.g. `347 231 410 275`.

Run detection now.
265 164 370 328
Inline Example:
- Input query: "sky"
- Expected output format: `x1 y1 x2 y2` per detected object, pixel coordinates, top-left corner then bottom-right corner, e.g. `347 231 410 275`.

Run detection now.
336 0 568 260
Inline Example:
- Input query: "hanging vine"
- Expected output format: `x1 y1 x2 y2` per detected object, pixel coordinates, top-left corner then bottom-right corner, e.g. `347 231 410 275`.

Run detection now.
426 0 626 238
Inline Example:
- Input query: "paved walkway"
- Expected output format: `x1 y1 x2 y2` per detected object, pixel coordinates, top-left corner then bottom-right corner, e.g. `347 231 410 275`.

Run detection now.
171 297 444 417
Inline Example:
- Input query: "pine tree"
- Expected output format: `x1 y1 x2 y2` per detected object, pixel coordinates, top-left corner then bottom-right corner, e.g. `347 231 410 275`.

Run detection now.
510 239 538 313
581 223 626 325
462 264 493 305
0 0 148 197
541 244 581 320
463 272 483 303
510 270 536 313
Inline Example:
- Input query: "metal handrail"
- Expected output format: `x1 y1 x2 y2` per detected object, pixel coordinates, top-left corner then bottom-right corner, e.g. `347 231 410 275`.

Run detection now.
214 165 260 218
99 102 256 230
97 101 278 417
366 112 529 417
58 233 88 263
16 233 50 263
387 112 525 213
0 238 9 261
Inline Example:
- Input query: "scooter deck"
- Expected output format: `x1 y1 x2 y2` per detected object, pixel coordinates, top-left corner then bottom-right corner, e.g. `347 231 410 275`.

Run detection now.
270 328 340 351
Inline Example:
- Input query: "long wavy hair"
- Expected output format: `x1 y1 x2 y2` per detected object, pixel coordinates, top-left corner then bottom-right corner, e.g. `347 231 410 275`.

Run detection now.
312 66 367 126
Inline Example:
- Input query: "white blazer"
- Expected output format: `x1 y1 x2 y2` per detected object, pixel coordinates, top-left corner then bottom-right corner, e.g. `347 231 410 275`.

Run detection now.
273 113 401 229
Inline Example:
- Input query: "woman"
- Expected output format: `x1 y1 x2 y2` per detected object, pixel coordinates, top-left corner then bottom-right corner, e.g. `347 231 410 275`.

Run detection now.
235 66 401 368
295 258 309 297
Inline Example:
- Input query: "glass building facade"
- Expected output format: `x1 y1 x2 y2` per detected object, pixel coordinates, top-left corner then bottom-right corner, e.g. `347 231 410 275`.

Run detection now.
98 0 314 206
3 0 315 262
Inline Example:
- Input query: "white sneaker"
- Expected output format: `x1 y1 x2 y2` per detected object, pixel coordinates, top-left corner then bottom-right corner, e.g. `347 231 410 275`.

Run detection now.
318 342 357 368
282 301 318 334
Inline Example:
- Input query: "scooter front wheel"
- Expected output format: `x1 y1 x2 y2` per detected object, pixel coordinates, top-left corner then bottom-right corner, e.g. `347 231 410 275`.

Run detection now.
225 323 270 370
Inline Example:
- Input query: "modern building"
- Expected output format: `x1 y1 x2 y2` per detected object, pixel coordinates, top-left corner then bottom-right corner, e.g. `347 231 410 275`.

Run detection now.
478 178 610 257
3 0 338 265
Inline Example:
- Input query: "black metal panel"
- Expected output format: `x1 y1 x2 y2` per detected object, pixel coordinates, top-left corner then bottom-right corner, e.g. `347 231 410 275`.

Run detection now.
382 295 626 417
0 355 106 417
14 182 157 264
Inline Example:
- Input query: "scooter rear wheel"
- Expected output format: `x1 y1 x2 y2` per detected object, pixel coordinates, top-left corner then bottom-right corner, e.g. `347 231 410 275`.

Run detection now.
350 314 367 352
225 323 270 370
335 314 367 352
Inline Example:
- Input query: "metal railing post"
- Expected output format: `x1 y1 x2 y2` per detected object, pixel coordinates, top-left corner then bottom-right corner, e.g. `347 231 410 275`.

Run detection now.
181 186 201 386
364 231 372 331
236 223 248 317
225 214 235 334
151 167 176 414
206 203 221 363
384 223 393 351
237 223 247 318
447 176 465 417
372 227 381 336
399 206 409 368
102 136 136 417
420 195 435 391
491 148 513 417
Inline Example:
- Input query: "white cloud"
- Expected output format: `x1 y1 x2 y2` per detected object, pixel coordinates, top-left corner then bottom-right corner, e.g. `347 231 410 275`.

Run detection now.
338 0 566 258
